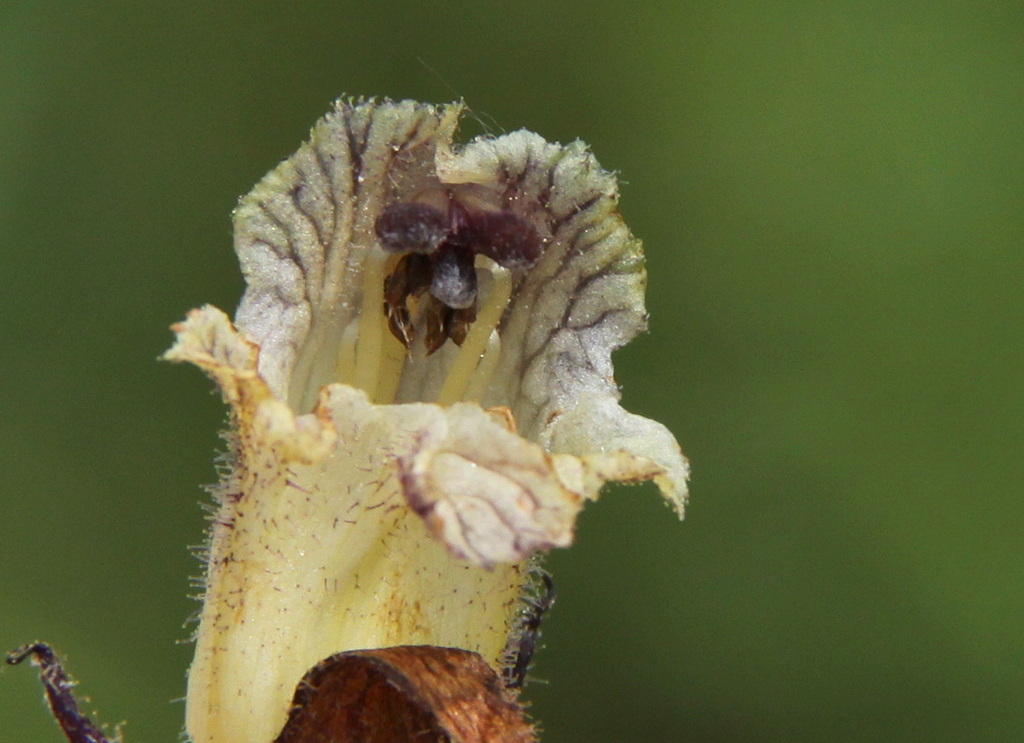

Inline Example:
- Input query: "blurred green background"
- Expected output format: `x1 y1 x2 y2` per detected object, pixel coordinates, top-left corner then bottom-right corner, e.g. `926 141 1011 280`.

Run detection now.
3 1 1023 741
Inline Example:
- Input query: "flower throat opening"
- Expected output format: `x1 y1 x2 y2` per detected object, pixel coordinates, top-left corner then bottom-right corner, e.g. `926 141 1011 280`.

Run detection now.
335 183 543 408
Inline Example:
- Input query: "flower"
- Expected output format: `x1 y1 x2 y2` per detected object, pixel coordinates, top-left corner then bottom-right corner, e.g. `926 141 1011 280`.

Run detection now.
164 99 689 743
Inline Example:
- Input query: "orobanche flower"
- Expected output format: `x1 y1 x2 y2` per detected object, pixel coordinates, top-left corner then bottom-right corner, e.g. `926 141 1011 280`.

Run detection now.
163 99 689 743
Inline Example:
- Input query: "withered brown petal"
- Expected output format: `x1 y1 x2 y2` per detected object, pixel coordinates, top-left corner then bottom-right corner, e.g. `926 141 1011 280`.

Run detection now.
445 305 476 347
422 307 444 356
274 646 535 743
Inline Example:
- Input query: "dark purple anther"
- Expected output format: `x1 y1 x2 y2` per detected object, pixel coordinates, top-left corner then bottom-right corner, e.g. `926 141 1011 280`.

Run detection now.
378 188 548 352
465 210 543 269
375 202 450 254
430 244 477 309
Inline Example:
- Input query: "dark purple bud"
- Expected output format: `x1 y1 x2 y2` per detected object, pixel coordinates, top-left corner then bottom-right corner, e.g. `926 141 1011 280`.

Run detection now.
465 210 543 269
375 202 450 254
430 245 477 309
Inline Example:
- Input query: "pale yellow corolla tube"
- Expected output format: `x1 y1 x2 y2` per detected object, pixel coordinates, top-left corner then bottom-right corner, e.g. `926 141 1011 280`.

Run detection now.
164 99 689 743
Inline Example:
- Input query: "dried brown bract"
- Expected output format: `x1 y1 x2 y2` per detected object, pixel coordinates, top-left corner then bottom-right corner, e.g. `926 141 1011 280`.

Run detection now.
275 646 535 743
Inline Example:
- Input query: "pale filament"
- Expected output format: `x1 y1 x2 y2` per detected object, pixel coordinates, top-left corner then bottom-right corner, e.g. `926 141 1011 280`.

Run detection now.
335 253 511 407
436 259 511 406
462 329 502 403
373 320 408 404
352 250 388 396
333 319 361 389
